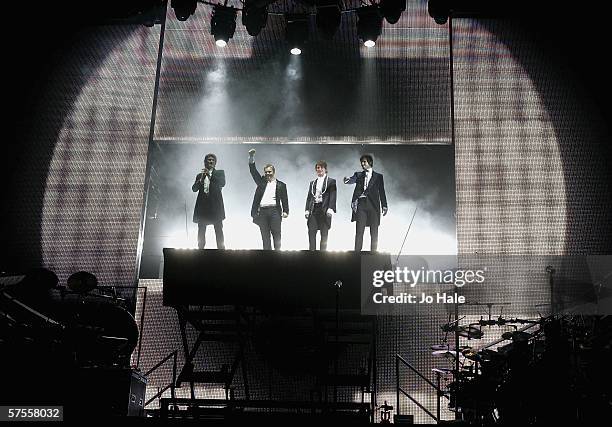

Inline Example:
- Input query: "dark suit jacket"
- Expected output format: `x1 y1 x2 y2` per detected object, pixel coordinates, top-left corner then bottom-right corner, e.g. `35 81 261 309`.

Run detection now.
305 176 337 228
345 170 388 226
249 162 289 223
192 169 225 224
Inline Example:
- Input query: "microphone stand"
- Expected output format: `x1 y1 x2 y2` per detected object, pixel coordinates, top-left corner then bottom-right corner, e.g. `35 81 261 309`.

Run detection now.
333 280 342 403
394 207 418 266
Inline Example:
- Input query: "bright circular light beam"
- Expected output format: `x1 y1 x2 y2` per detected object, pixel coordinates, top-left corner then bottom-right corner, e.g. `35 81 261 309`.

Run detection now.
215 39 227 47
364 40 376 48
290 47 302 55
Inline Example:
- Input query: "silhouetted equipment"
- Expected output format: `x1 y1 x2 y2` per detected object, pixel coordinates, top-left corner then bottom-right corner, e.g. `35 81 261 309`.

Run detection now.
211 5 238 47
430 314 612 423
357 6 383 46
286 14 309 54
428 0 528 25
1 268 143 418
380 0 406 25
441 320 484 339
242 1 268 36
378 400 393 423
1 269 139 366
67 270 98 293
171 0 197 21
316 1 342 39
21 267 59 291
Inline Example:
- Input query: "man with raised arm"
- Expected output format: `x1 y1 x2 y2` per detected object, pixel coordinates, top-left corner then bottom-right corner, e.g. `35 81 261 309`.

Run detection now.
248 149 289 250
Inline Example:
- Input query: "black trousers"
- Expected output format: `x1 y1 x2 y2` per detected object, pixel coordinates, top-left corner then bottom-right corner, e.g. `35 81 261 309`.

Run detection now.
354 198 379 252
258 206 282 250
198 221 225 249
308 203 329 250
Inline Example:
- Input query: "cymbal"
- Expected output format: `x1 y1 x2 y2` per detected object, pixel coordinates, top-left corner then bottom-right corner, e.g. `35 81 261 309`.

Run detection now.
432 349 462 357
457 326 484 339
462 348 504 363
478 349 502 360
432 368 456 375
461 348 479 360
501 331 531 342
430 344 470 351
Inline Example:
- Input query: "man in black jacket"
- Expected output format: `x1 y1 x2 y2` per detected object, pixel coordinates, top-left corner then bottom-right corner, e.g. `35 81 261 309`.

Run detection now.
248 149 289 250
192 153 225 249
344 154 388 252
305 160 337 250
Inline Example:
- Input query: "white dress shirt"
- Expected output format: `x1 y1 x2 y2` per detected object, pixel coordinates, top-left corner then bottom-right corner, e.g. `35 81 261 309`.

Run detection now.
260 180 277 207
360 169 372 198
364 169 372 189
314 175 326 203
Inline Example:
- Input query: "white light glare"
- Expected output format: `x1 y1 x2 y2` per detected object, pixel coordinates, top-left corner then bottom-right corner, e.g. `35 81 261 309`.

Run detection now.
290 47 302 55
364 40 376 48
216 39 227 47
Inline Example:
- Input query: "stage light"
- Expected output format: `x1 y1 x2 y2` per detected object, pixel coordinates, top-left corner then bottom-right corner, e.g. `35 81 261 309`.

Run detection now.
211 5 237 46
286 14 309 55
427 0 450 25
171 0 197 21
380 0 406 25
242 1 268 36
357 6 383 47
316 1 341 40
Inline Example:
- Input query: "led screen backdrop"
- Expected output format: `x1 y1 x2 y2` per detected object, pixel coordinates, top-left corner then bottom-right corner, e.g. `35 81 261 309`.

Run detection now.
153 1 451 143
139 143 456 278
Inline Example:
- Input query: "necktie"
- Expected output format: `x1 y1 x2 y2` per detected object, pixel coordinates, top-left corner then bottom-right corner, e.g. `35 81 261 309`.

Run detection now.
203 174 210 194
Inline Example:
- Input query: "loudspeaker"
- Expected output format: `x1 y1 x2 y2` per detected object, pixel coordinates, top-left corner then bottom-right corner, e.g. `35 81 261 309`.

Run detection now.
65 367 147 418
127 369 147 416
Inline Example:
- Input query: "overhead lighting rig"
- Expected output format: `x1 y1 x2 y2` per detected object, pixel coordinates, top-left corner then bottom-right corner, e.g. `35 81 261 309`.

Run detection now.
171 0 408 52
242 0 269 36
357 5 383 47
171 0 198 21
316 0 342 40
380 0 406 25
285 14 309 55
211 5 238 47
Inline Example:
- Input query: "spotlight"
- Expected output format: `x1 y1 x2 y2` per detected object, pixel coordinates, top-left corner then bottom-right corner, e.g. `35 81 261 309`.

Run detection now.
427 0 450 25
242 1 268 36
286 14 308 55
211 5 237 46
171 0 197 21
316 1 341 40
380 0 406 25
357 6 383 47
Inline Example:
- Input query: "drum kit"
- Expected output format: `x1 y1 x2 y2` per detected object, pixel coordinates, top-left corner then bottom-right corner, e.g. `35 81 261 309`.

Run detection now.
1 269 139 367
430 307 546 422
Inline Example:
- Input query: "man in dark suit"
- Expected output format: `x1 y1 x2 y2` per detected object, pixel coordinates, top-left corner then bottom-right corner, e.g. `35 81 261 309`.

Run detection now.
305 160 337 251
344 154 388 252
248 149 289 250
192 153 225 249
